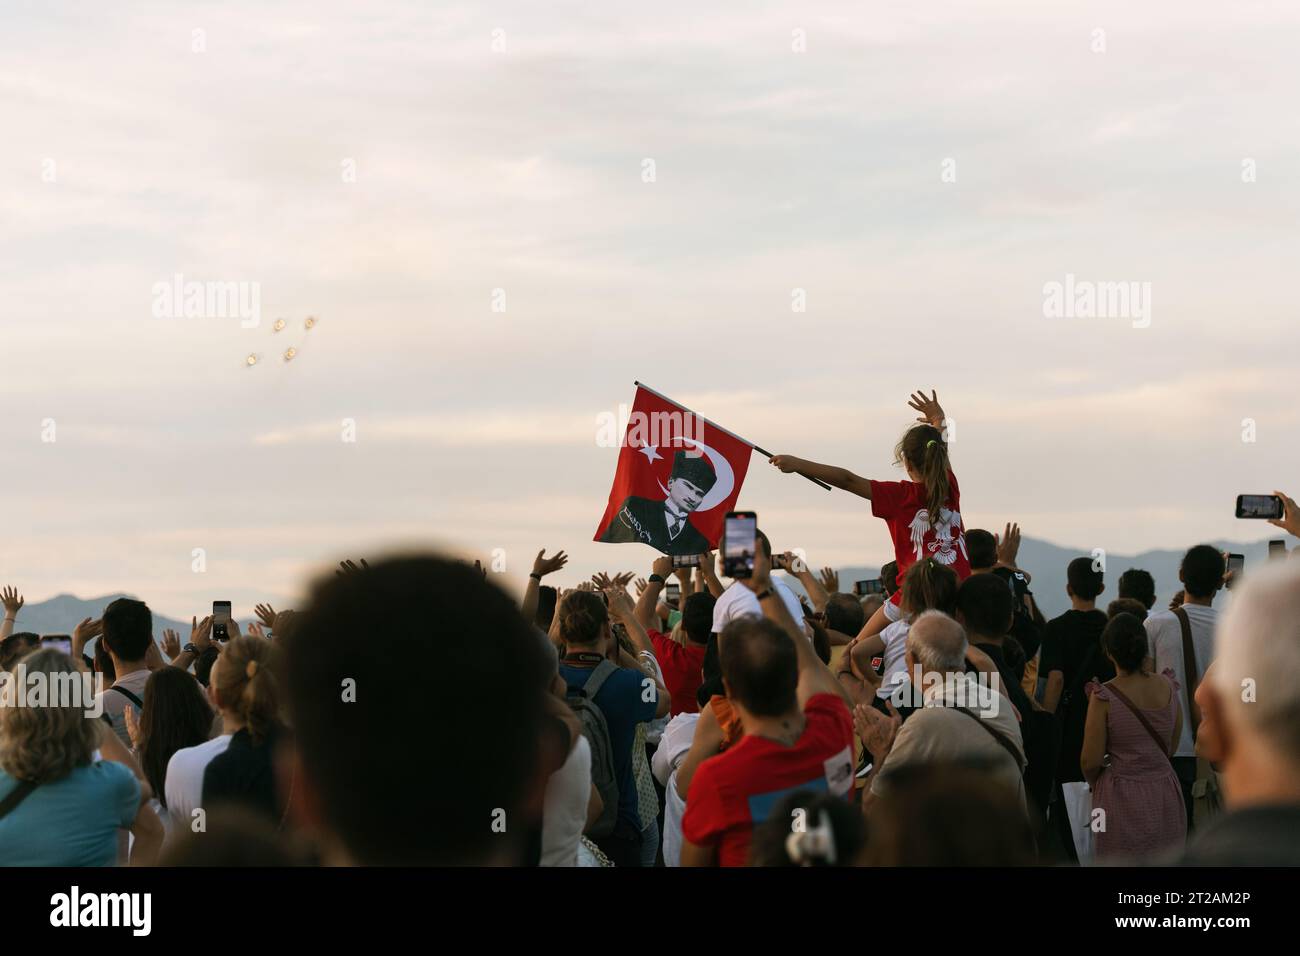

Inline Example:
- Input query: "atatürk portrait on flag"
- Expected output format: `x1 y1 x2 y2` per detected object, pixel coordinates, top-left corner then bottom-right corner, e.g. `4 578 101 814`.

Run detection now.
598 450 716 555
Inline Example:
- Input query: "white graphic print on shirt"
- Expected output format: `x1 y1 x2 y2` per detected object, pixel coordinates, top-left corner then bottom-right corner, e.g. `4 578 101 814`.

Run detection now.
906 507 966 565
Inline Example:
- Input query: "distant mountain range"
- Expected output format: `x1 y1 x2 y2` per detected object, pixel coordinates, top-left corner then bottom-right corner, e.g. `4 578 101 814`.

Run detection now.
7 593 256 649
9 535 1284 637
792 536 1283 618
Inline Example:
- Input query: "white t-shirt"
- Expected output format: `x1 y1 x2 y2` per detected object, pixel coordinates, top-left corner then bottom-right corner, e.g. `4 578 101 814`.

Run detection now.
711 578 807 635
876 619 912 700
540 736 592 867
652 712 699 787
163 734 232 838
663 769 688 867
1145 603 1217 757
94 668 151 750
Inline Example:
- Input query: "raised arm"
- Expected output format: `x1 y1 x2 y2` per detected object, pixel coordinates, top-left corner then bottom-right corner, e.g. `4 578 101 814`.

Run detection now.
697 550 724 598
783 553 830 613
521 549 568 623
634 556 673 632
745 554 853 710
768 455 874 500
1 586 23 642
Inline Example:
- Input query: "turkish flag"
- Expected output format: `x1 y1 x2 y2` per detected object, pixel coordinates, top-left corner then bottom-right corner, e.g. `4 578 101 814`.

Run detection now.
594 385 753 555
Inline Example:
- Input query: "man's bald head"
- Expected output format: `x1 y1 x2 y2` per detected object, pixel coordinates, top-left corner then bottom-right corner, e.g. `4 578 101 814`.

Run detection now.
906 610 968 674
1212 561 1300 770
718 616 798 718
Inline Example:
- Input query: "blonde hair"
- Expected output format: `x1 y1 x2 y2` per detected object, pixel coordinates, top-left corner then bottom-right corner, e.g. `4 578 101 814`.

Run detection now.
212 636 281 744
0 648 99 784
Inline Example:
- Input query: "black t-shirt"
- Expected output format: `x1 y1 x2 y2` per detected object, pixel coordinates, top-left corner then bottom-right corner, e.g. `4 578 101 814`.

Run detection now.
992 567 1042 660
1039 609 1110 685
1040 609 1112 782
971 640 1033 720
202 725 283 823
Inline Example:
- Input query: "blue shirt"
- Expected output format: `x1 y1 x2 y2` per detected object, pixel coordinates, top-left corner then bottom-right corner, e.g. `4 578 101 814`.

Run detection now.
558 662 658 831
0 761 139 866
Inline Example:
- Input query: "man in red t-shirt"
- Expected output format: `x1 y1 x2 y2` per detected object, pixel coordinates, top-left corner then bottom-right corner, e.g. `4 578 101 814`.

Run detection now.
636 556 716 715
677 549 856 867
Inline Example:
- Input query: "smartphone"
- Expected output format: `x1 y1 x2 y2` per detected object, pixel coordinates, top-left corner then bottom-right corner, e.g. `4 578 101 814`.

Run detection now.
213 600 232 641
1269 539 1287 560
664 583 681 606
41 635 72 655
1226 553 1244 576
723 511 758 579
672 554 701 568
870 655 885 676
854 578 885 597
1236 494 1283 519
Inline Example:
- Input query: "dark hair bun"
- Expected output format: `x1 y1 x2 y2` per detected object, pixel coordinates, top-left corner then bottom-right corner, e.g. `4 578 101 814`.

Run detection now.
1101 612 1148 672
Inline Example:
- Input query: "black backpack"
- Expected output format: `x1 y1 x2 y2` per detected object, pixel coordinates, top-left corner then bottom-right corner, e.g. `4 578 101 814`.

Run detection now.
564 660 620 838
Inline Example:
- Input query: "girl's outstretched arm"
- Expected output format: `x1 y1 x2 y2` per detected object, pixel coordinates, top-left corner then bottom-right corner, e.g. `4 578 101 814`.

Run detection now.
768 455 873 500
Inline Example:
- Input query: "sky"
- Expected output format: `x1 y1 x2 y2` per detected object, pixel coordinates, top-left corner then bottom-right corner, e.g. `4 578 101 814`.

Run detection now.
2 0 1298 620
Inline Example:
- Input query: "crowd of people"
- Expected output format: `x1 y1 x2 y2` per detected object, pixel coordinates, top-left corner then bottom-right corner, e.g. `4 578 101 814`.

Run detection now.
2 389 1299 867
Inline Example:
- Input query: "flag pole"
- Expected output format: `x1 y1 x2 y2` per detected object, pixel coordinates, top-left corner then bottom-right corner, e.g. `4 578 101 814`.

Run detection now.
633 381 832 491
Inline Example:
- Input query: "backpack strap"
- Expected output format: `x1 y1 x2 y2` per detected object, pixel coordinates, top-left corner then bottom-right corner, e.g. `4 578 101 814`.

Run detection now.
0 779 38 821
1171 607 1200 739
952 707 1025 771
580 659 619 702
1103 680 1172 761
107 684 144 710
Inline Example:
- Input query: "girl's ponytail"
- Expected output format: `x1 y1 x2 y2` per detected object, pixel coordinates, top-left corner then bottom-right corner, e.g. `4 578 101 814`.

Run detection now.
896 424 950 529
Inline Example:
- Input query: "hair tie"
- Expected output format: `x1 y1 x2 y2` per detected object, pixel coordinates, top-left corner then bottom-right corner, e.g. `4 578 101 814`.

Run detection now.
926 439 937 449
246 659 259 679
784 810 837 866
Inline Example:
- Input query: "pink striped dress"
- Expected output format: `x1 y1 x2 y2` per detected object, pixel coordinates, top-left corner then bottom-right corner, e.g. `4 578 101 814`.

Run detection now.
1091 674 1187 861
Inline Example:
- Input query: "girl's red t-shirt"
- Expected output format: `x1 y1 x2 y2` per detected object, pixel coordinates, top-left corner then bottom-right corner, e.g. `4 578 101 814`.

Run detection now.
869 469 971 606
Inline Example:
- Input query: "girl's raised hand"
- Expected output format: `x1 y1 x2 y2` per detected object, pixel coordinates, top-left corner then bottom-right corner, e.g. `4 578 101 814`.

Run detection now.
907 389 945 428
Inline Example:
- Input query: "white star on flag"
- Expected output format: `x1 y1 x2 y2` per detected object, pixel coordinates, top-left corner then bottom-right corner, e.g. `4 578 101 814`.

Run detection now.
637 444 663 464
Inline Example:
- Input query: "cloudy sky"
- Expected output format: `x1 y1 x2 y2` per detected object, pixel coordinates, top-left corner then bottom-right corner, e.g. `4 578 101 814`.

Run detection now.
2 1 1297 619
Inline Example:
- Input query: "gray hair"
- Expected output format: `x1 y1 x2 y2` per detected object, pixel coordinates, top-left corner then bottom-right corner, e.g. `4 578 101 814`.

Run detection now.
1212 560 1300 765
906 610 968 673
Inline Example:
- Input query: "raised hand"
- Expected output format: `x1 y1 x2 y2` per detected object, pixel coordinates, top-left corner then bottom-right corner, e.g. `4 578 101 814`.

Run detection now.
819 566 839 593
246 621 268 640
337 558 371 577
604 588 636 621
191 615 214 653
907 389 945 429
1269 491 1300 538
271 609 298 638
767 454 804 474
254 603 277 628
996 522 1021 566
633 577 648 598
532 549 569 578
1 586 23 617
123 705 143 751
161 629 181 660
651 555 673 580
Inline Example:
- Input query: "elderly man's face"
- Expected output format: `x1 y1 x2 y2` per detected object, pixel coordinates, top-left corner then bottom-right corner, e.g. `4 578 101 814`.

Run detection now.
666 477 706 512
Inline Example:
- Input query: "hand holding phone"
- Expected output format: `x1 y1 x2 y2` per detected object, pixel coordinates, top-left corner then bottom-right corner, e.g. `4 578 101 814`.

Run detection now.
212 601 232 642
723 511 758 579
1236 494 1284 519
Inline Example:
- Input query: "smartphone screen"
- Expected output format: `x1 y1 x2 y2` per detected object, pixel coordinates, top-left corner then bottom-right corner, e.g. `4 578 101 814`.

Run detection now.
1269 540 1287 560
1226 554 1244 576
664 583 681 606
672 554 701 568
42 635 72 655
855 578 884 596
1236 494 1283 519
723 511 757 579
213 600 232 641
